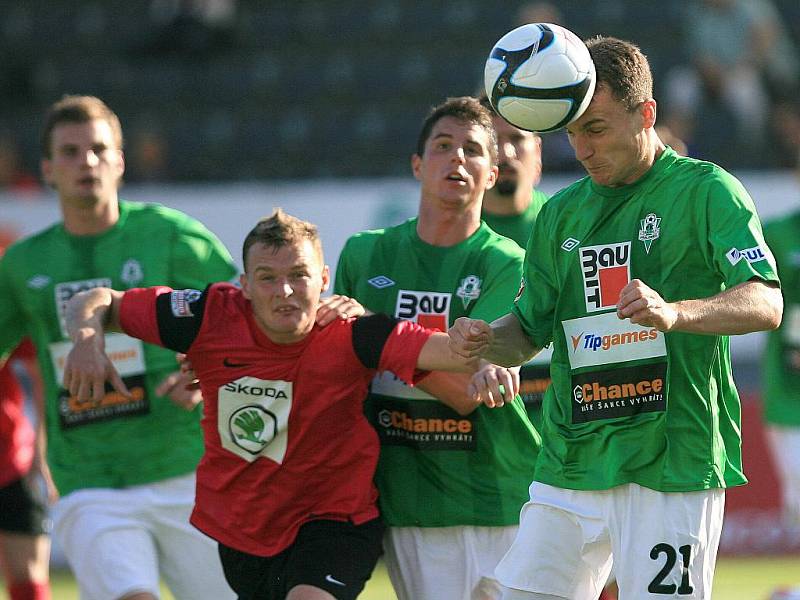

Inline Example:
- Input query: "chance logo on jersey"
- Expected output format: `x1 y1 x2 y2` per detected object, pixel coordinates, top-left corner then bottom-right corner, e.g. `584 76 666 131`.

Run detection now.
572 363 666 423
372 397 476 450
580 242 630 313
218 377 292 463
562 311 666 369
395 290 450 331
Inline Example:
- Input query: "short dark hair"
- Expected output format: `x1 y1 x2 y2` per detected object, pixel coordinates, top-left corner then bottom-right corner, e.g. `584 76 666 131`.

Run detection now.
415 96 498 162
585 36 653 111
41 95 123 158
242 208 323 271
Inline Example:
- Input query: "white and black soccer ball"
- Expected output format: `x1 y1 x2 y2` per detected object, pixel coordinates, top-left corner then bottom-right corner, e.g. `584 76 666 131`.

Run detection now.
484 23 596 132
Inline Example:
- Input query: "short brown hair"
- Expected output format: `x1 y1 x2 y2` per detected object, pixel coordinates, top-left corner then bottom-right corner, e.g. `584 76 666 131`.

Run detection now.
41 95 123 158
415 96 498 163
585 36 653 112
242 209 323 271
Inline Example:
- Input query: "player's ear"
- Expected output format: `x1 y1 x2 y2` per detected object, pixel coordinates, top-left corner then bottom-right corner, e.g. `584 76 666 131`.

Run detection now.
411 153 423 180
485 165 498 190
239 273 251 299
641 99 657 129
320 265 330 293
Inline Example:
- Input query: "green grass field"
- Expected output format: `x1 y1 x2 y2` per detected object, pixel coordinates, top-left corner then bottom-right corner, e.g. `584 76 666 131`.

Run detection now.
2 556 798 599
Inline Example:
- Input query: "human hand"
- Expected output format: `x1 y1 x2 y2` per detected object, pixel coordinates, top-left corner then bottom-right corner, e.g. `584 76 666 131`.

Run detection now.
448 317 493 360
468 363 519 408
616 279 678 331
157 362 203 410
63 335 130 402
315 294 365 326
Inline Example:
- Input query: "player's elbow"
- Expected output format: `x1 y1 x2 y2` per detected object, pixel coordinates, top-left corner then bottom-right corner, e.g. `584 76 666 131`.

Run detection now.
761 284 783 331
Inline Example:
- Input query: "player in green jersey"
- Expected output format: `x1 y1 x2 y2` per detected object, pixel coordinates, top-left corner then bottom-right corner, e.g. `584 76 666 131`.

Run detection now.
449 38 783 600
478 93 550 432
0 95 238 600
335 97 539 600
762 208 800 531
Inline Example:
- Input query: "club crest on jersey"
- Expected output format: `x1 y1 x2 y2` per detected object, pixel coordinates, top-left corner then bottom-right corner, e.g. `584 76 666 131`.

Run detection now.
455 275 482 309
170 289 202 317
396 290 450 331
120 258 144 286
638 213 660 254
580 242 631 313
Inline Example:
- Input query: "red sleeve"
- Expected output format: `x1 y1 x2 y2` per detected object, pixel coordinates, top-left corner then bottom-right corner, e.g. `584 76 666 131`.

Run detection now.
10 338 35 360
119 286 173 347
378 320 434 385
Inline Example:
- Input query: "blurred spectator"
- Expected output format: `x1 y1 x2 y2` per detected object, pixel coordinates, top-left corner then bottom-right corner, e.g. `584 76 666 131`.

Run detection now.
768 101 800 170
663 0 799 168
516 1 563 26
654 125 688 157
0 134 40 197
138 0 237 58
127 128 170 182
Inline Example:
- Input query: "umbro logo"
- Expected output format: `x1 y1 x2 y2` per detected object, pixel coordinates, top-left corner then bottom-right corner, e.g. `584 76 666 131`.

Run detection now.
224 358 251 368
27 274 50 289
368 275 395 289
561 238 580 252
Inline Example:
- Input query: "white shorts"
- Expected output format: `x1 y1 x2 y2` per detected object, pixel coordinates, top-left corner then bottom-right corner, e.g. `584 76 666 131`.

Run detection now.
52 472 234 600
496 482 724 600
384 524 517 600
767 426 800 526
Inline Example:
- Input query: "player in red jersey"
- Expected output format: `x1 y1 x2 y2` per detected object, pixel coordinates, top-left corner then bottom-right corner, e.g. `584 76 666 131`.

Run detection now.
0 339 51 600
61 209 516 600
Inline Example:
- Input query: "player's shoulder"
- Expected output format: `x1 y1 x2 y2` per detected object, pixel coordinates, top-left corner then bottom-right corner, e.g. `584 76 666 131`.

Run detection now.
477 222 525 260
1 221 63 263
122 200 208 232
341 219 409 257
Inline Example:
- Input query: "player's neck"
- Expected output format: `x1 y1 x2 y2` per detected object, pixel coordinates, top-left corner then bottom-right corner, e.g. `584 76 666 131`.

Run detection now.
482 190 529 216
61 195 120 236
416 203 480 247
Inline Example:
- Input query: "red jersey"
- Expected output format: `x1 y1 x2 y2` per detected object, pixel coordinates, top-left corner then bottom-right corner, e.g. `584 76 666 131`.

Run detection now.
0 339 36 486
120 283 433 556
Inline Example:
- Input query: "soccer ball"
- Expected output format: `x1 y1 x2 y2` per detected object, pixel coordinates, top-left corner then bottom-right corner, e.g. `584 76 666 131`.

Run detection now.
484 23 596 132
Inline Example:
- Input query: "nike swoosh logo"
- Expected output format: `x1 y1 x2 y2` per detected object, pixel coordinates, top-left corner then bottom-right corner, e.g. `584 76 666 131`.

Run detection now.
223 358 251 368
325 574 346 587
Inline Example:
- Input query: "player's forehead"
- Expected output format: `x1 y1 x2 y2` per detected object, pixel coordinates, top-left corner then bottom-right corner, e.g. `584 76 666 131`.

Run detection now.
50 119 118 149
247 239 321 272
427 116 492 148
566 86 625 132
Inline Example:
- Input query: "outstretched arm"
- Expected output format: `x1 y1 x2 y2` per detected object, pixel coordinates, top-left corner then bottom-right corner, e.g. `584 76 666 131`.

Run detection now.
617 278 782 334
449 313 541 367
63 287 127 402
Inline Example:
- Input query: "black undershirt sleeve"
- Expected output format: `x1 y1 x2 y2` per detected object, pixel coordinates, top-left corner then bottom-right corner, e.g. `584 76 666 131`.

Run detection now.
351 314 402 369
153 285 211 353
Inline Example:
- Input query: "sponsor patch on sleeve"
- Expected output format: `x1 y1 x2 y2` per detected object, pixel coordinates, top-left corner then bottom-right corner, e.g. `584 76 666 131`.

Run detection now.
725 245 768 266
170 289 203 318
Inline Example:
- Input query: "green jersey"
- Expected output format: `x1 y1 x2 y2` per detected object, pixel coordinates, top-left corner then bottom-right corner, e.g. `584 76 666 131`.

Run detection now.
481 188 549 248
512 148 779 492
482 189 551 430
0 201 237 496
762 210 800 426
335 218 539 527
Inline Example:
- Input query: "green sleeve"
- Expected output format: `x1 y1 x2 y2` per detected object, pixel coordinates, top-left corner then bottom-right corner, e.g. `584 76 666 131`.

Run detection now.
704 172 780 287
0 254 26 361
333 237 358 296
469 248 524 323
513 203 559 349
168 218 237 289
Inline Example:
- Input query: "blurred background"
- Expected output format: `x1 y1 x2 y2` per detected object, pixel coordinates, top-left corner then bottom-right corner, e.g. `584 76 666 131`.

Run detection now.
1 0 799 594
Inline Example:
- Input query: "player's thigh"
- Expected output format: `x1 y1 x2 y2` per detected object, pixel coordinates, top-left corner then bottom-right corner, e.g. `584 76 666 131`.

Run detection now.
146 475 234 599
384 525 517 600
609 485 724 600
495 483 612 600
285 518 384 600
0 475 51 581
52 489 160 600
